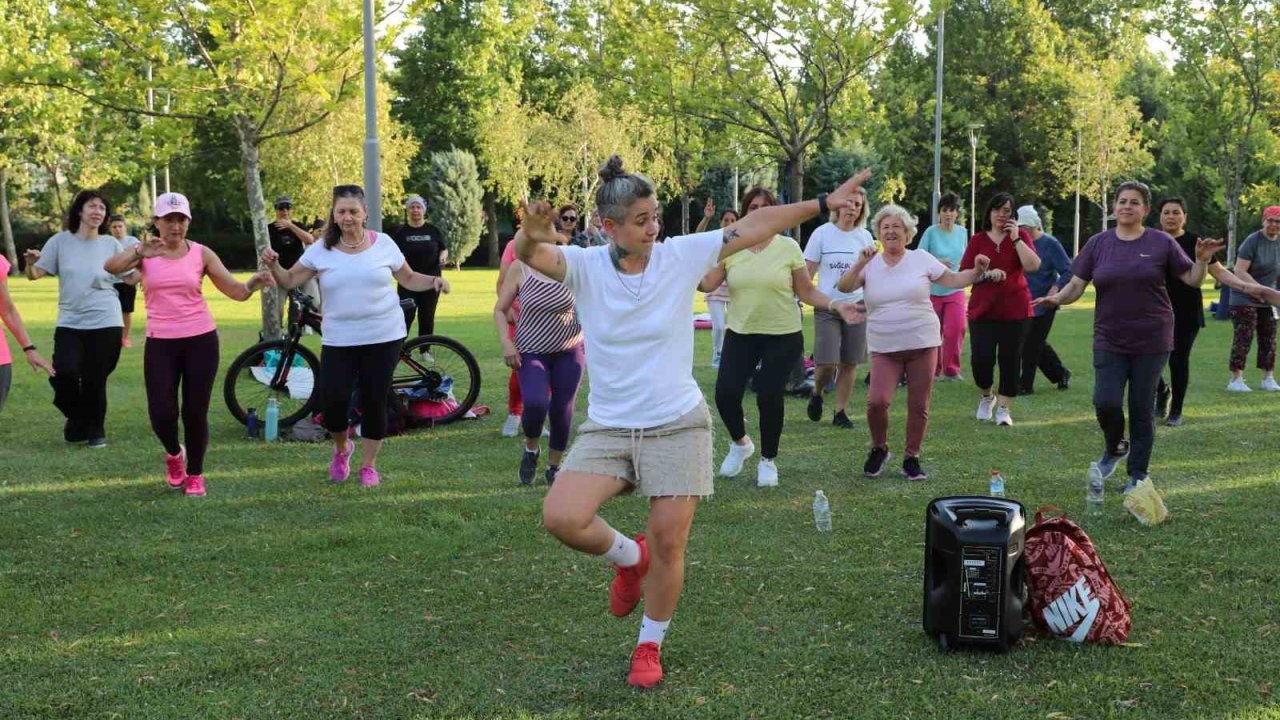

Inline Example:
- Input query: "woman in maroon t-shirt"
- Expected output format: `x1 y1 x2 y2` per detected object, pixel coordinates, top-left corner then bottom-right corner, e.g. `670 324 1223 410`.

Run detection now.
961 193 1040 427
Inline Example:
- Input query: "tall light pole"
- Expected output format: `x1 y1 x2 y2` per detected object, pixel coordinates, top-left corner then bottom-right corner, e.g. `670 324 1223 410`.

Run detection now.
146 63 156 206
931 7 945 221
1073 130 1082 255
966 123 983 229
362 0 382 231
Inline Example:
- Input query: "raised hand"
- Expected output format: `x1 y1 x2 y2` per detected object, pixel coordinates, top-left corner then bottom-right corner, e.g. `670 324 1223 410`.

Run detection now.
137 233 167 258
857 245 879 265
23 248 40 265
250 270 276 289
827 169 872 212
1195 237 1226 263
703 197 716 219
518 200 560 244
260 247 280 267
973 254 991 273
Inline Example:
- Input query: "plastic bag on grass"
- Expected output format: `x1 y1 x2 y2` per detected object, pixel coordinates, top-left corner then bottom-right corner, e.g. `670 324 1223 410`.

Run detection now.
1123 478 1169 526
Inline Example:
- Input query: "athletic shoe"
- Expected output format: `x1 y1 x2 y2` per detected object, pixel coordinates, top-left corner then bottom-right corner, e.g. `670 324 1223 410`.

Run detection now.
1227 378 1252 392
501 414 521 437
863 446 891 478
1122 472 1147 495
519 448 540 486
756 458 779 487
87 435 108 449
1261 377 1280 392
807 393 823 422
944 374 965 382
1057 369 1072 391
165 446 187 489
1096 439 1129 479
627 642 663 688
718 438 755 477
63 420 88 444
976 395 996 421
609 534 649 618
832 410 854 429
1163 414 1183 427
544 465 559 485
995 406 1013 427
359 466 380 488
902 456 927 481
184 474 206 497
1155 385 1171 418
329 439 354 483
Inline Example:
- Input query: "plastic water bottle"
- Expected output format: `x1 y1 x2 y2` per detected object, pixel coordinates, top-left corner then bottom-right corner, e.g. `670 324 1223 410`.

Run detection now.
988 471 1006 498
247 408 260 439
264 398 279 441
812 490 832 532
1086 462 1105 516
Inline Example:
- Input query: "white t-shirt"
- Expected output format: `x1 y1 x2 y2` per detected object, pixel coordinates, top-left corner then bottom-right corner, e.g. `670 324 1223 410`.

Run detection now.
803 222 876 303
299 233 407 347
862 249 948 354
562 231 724 428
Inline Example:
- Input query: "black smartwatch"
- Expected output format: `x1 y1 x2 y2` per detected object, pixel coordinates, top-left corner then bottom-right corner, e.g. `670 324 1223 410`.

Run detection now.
816 193 830 216
22 344 36 352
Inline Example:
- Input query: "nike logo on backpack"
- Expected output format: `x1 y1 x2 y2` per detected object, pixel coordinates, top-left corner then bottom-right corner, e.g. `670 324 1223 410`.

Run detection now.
1042 576 1101 642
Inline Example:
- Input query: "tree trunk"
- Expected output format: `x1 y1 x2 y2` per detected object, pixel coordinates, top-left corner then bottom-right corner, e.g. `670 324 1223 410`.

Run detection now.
48 164 65 221
680 192 690 236
1226 194 1239 264
484 190 500 267
236 117 281 338
789 152 805 241
0 167 16 273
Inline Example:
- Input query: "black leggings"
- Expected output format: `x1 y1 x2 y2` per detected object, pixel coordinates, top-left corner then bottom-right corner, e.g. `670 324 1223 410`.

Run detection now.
144 331 220 475
51 326 123 436
319 339 403 440
400 287 441 338
714 330 804 460
1157 317 1201 417
970 318 1029 397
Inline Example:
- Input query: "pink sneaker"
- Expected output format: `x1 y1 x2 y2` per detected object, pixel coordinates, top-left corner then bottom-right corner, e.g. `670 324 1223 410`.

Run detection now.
184 475 206 497
359 466 380 487
165 446 187 489
330 439 354 483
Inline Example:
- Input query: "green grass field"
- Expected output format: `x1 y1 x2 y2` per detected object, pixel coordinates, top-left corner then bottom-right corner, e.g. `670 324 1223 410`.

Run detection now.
2 269 1278 719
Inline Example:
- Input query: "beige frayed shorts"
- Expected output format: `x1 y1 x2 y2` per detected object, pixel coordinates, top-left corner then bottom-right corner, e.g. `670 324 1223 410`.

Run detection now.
563 400 714 497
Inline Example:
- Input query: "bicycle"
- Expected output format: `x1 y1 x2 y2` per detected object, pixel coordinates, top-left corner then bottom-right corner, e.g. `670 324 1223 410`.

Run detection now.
223 289 481 428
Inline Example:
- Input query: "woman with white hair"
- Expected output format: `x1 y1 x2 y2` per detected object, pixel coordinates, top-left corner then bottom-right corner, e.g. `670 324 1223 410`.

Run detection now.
837 204 991 480
392 195 448 339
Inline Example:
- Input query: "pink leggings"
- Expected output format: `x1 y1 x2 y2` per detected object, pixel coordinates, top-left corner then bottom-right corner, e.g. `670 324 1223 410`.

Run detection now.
930 293 966 377
867 347 938 458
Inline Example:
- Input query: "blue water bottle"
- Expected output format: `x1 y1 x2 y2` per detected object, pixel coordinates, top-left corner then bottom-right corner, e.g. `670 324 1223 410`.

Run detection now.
247 408 260 439
265 398 279 441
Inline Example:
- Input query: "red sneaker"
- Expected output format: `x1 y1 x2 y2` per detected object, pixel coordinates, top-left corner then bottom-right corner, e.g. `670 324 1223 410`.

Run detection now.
609 534 649 617
184 475 206 497
627 642 663 688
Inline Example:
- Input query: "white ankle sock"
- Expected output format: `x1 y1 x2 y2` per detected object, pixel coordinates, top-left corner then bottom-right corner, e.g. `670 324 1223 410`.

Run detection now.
638 615 670 646
603 530 640 567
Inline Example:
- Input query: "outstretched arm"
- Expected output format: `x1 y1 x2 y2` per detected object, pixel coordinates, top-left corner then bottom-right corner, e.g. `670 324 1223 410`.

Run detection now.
514 203 568 282
718 170 871 262
260 247 318 290
204 247 272 301
1033 276 1089 309
934 254 992 289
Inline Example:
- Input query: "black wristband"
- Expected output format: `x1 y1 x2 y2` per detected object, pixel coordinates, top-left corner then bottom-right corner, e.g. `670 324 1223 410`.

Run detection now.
22 344 36 352
817 193 829 216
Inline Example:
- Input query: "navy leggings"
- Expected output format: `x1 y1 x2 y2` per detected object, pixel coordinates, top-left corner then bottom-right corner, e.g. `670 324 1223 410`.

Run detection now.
517 344 585 452
144 331 220 475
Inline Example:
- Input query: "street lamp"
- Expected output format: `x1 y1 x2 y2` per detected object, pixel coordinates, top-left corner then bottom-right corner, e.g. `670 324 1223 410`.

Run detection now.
930 7 945 221
362 0 382 231
966 123 983 229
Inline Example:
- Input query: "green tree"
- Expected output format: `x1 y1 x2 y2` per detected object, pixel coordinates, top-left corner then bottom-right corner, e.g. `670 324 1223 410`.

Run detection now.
423 150 485 269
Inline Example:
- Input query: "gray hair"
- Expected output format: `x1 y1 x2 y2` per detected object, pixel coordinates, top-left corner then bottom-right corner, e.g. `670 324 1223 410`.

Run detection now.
1114 180 1151 208
871 204 918 240
594 155 656 223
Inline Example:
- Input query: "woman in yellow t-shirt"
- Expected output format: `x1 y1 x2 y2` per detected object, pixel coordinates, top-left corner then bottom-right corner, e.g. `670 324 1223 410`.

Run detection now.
698 187 864 487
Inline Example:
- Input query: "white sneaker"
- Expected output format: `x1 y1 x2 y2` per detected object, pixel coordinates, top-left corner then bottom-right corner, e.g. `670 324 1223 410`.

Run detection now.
502 414 521 437
718 438 755 477
1227 378 1252 393
756 458 778 487
1260 377 1280 392
976 395 997 421
995 406 1013 426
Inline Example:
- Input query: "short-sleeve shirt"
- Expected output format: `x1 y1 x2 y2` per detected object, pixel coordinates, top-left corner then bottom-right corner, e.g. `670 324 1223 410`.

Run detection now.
0 255 12 365
299 233 407 347
269 222 307 269
724 236 805 335
862 250 948 353
803 223 876 303
1072 228 1194 354
1166 231 1205 327
962 230 1037 322
916 224 968 296
1231 230 1280 308
33 231 126 330
391 223 445 277
561 230 723 429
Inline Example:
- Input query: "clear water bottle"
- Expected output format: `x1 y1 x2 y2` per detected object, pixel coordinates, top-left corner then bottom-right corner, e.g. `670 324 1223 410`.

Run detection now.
812 490 832 532
1086 462 1105 515
988 471 1006 498
264 397 280 441
247 408 260 439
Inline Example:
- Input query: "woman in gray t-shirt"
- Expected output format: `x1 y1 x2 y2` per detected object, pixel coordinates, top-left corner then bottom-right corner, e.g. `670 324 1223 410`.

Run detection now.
1226 207 1280 392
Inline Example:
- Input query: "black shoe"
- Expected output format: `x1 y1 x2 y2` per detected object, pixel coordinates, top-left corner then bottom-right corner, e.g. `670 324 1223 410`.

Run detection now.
832 410 854 429
863 446 891 477
87 435 108 449
1019 385 1035 396
518 449 539 485
545 465 559 485
1057 369 1072 391
1164 414 1183 427
64 419 88 444
807 393 823 422
1155 384 1171 419
902 456 927 481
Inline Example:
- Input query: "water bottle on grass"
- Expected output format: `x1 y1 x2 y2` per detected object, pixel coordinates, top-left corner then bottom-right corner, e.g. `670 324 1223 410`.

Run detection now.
988 471 1005 498
1086 462 1105 516
265 397 280 441
247 408 260 439
812 490 832 532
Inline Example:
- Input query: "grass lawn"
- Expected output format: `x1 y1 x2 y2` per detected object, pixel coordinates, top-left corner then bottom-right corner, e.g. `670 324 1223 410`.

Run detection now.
2 268 1278 719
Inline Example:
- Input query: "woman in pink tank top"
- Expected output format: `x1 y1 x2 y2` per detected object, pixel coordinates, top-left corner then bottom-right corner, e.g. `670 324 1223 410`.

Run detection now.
105 192 273 498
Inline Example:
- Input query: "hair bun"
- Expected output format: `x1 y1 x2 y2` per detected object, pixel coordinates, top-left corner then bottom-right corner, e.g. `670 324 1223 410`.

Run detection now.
598 155 627 184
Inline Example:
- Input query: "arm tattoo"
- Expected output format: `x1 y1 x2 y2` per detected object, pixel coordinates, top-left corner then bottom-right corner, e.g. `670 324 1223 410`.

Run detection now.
722 228 740 245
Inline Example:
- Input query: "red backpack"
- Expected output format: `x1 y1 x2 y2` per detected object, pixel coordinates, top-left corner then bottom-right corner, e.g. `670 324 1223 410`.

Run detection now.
1023 507 1132 644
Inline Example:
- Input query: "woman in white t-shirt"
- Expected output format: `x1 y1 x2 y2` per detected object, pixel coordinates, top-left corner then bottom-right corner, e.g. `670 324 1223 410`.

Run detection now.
262 184 449 488
515 156 870 689
837 205 989 481
694 198 738 368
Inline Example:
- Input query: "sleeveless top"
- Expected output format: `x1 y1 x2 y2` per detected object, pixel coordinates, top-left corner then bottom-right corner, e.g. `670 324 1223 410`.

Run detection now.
141 241 217 339
513 267 582 354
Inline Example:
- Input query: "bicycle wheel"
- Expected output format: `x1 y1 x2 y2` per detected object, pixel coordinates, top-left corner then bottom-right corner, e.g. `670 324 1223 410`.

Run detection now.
224 339 322 426
396 335 482 426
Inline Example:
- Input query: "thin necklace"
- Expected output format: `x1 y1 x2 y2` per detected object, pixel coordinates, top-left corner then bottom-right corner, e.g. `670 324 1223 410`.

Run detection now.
610 244 648 302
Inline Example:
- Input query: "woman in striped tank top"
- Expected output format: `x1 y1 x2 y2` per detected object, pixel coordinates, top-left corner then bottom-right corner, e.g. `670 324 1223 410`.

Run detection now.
494 237 585 486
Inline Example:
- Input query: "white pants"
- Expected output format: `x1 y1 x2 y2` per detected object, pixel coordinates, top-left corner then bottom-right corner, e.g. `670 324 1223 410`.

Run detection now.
708 299 728 365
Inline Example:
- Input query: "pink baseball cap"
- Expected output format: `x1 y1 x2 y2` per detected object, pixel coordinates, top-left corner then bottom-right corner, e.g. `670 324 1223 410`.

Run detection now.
1263 206 1280 221
155 192 192 219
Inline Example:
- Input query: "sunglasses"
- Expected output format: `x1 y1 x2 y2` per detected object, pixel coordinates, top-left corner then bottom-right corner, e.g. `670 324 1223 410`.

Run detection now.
333 184 365 198
275 204 292 210
560 214 578 221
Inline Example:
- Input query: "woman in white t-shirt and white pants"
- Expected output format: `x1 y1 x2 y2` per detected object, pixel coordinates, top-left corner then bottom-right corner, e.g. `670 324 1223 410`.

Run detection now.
837 205 990 482
515 156 871 689
262 184 449 487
